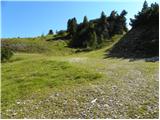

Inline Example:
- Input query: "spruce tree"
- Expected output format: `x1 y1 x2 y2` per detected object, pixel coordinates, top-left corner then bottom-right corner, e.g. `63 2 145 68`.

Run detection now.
83 16 88 24
87 31 98 49
142 0 148 12
100 11 107 24
67 18 77 37
108 10 117 36
48 29 54 35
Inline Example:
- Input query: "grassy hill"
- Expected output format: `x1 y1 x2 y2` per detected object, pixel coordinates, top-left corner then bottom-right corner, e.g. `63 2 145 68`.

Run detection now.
1 35 159 118
1 35 75 56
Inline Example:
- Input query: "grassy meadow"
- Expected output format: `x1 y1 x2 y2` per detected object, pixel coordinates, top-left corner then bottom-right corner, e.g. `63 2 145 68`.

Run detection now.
1 35 159 118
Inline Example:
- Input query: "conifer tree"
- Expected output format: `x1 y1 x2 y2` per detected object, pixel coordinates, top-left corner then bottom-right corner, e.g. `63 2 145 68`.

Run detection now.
100 11 107 24
130 1 158 28
87 31 97 49
68 9 128 49
83 16 88 24
48 29 54 35
67 17 77 37
142 0 148 12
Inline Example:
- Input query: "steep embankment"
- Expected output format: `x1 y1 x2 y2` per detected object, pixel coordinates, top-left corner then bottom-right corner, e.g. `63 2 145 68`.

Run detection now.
108 24 159 58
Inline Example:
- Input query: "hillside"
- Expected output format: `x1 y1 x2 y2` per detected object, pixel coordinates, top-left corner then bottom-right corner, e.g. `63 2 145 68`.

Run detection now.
108 24 159 58
1 1 159 119
1 36 75 56
108 2 159 58
1 35 159 119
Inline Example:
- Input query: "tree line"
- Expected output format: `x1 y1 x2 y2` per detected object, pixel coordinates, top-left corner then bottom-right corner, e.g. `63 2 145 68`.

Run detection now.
67 10 128 49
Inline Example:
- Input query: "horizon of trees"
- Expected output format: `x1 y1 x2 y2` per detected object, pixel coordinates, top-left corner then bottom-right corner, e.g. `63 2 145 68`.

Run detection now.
46 0 159 53
67 10 128 49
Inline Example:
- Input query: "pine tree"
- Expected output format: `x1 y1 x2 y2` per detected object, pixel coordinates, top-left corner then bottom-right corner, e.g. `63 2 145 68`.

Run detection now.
109 10 117 20
100 11 107 24
67 18 77 37
142 0 148 12
87 31 98 49
82 16 89 30
68 9 128 49
108 10 117 36
83 16 88 24
115 10 128 34
48 29 54 35
120 10 127 17
98 34 104 45
67 19 71 32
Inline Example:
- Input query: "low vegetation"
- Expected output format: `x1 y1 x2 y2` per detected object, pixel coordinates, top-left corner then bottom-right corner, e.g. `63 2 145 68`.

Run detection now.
1 37 75 55
1 46 14 62
1 34 158 118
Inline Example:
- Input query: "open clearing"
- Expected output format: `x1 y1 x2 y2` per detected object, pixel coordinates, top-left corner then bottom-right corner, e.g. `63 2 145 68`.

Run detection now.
1 36 159 119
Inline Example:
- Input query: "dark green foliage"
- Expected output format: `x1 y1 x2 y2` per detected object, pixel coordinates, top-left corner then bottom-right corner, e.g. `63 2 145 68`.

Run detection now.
1 46 13 62
108 10 128 35
109 1 159 58
83 16 89 27
142 0 148 12
108 10 117 36
48 29 54 35
87 31 98 49
130 1 159 28
56 30 66 36
68 10 127 49
67 18 77 37
98 11 110 39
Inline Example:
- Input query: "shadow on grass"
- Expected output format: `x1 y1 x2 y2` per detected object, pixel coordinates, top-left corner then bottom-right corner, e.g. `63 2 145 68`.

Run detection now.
104 53 159 62
103 29 159 62
104 43 159 62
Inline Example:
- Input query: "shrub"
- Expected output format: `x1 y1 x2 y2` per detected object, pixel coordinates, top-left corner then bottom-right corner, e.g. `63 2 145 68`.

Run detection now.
1 46 13 62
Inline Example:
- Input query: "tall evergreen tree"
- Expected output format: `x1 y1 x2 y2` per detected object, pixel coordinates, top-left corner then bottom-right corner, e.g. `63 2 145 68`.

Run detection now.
87 31 98 49
109 10 117 20
83 16 88 24
67 17 77 37
48 29 54 35
116 10 128 33
142 0 148 12
100 11 107 24
67 19 71 32
100 11 109 38
108 10 117 36
82 16 89 30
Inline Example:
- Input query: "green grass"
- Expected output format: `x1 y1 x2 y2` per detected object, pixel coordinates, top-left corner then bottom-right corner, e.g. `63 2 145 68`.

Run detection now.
2 36 75 56
1 35 159 119
2 55 102 108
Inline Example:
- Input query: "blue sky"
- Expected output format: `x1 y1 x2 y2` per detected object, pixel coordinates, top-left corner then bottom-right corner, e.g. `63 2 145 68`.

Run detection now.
1 0 159 38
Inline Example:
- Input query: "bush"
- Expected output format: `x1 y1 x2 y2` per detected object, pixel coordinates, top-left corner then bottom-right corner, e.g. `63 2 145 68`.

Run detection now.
1 46 13 62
